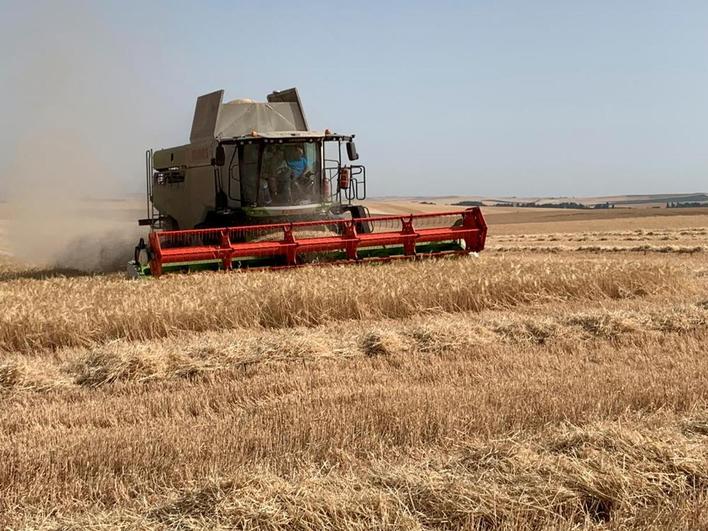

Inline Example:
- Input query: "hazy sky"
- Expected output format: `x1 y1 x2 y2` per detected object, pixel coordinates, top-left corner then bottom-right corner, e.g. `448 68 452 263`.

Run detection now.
1 0 707 198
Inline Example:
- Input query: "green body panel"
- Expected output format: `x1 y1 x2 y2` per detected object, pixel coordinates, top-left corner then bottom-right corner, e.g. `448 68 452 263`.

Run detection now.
240 203 332 221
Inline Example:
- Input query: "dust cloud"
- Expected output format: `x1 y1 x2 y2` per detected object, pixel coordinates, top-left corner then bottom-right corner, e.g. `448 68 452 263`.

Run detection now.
1 2 155 273
5 134 144 272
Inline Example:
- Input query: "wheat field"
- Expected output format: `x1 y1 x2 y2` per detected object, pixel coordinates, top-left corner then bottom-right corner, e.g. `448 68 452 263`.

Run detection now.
1 205 707 529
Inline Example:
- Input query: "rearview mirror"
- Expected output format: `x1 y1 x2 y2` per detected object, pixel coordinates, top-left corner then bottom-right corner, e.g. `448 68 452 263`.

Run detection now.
214 144 226 166
346 141 359 161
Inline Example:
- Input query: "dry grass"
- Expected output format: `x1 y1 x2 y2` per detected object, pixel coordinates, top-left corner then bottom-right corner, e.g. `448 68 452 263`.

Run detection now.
1 300 706 391
1 208 708 529
8 414 708 530
0 256 687 354
2 325 708 528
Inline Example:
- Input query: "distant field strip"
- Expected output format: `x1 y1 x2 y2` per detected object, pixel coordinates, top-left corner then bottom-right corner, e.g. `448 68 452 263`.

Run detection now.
489 227 708 254
491 244 706 254
494 227 707 242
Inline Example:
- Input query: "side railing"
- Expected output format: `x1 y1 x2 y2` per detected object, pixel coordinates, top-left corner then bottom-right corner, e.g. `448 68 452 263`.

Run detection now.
323 162 367 204
346 165 366 202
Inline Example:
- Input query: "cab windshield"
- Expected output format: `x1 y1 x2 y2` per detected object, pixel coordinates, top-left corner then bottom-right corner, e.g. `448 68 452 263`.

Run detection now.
240 141 322 207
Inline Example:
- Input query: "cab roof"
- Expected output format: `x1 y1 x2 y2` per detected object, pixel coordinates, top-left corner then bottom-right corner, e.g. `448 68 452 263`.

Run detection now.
219 131 354 144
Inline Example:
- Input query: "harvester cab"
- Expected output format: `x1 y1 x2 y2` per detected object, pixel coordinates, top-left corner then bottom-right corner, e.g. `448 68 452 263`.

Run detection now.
130 88 487 277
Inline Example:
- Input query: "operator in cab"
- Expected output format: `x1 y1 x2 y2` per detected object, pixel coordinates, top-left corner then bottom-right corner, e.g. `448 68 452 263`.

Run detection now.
285 144 316 203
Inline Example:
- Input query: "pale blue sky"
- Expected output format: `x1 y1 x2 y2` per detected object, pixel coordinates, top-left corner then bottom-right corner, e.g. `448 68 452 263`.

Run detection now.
1 0 707 198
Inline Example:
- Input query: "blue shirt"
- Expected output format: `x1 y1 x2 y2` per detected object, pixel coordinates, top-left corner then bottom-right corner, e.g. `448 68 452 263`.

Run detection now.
286 156 308 177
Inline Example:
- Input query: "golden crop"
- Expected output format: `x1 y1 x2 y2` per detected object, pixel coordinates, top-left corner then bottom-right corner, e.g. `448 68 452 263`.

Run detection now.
1 213 707 529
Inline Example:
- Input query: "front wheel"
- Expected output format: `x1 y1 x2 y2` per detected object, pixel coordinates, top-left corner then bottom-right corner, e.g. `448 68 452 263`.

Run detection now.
347 205 373 234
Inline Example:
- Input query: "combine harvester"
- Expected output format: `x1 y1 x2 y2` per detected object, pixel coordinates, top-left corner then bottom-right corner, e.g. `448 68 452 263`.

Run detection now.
130 88 486 276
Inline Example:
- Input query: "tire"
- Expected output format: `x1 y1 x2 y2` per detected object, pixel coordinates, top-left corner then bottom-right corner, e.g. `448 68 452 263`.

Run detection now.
348 205 373 233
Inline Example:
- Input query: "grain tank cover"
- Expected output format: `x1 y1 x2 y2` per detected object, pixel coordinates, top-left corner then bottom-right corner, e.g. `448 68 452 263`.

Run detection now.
215 100 307 138
190 90 224 142
188 87 310 141
266 87 309 130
